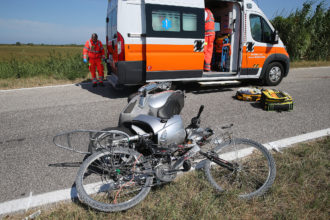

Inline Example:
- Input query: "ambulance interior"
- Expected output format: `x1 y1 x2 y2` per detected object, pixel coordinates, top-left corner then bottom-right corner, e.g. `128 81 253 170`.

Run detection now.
205 0 241 73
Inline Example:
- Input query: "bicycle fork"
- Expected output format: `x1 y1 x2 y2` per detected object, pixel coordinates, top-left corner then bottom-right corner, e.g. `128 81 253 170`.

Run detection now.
199 151 236 171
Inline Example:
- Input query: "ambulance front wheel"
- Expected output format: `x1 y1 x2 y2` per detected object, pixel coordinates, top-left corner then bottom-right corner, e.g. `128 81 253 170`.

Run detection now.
263 62 284 86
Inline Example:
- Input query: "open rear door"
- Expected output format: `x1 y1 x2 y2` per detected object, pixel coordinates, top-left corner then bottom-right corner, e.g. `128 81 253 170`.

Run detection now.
145 2 205 81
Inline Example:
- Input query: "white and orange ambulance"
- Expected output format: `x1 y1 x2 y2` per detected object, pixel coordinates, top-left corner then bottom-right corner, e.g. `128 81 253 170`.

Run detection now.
106 0 290 87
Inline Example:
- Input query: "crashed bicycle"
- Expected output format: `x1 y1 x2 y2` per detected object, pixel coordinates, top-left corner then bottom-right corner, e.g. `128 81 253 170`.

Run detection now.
53 82 276 212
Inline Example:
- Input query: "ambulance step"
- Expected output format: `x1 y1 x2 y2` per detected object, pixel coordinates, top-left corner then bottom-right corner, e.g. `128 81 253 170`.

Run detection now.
199 80 241 86
203 72 237 77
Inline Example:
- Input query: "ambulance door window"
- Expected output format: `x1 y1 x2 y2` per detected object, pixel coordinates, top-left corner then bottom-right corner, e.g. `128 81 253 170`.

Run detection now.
261 18 273 43
152 10 180 32
250 14 272 43
146 4 203 39
111 8 117 39
250 15 262 42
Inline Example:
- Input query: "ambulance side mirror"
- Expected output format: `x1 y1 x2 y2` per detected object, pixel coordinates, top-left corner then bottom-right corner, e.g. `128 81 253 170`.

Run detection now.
272 30 279 44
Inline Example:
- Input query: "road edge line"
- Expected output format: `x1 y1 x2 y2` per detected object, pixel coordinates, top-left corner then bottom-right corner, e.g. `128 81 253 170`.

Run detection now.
0 128 329 215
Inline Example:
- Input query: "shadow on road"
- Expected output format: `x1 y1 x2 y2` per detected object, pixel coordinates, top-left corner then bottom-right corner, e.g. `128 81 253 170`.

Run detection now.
77 82 139 100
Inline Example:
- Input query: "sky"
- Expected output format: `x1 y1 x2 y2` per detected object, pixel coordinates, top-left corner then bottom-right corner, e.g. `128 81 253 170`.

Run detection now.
0 0 327 45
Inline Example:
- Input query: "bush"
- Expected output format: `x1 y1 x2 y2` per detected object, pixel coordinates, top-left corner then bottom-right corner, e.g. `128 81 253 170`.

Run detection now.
272 1 330 61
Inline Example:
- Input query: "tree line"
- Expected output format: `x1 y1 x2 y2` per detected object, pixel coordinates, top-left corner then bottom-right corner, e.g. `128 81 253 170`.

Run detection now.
271 1 329 61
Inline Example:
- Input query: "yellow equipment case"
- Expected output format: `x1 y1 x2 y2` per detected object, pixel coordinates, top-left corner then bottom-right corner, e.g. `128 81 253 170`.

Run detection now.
260 89 293 111
236 87 262 101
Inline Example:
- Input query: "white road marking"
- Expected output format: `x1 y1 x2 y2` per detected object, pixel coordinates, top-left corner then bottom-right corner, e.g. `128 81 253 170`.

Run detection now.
0 128 329 215
25 192 33 211
0 81 109 93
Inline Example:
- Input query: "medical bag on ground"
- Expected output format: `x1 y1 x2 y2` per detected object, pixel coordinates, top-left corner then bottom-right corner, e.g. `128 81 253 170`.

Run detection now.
260 89 293 111
236 87 262 101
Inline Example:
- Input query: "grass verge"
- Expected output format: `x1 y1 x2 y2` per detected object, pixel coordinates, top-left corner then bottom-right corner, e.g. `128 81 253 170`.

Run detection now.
5 137 329 220
291 60 330 68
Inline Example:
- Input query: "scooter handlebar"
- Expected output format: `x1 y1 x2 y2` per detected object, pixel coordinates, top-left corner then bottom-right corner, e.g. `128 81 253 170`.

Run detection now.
138 82 172 94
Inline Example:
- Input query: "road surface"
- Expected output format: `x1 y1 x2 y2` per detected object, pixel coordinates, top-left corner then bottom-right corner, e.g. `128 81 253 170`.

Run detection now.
0 67 329 203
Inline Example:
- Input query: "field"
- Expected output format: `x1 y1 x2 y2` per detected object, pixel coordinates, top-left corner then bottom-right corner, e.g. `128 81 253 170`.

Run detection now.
5 137 330 220
0 45 93 89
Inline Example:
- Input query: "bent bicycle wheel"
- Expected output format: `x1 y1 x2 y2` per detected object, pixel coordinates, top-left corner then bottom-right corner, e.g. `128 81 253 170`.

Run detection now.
76 148 153 212
88 127 133 154
204 138 276 199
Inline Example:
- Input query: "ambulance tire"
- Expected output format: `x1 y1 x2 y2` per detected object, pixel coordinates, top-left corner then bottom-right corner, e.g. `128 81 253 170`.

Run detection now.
263 62 284 86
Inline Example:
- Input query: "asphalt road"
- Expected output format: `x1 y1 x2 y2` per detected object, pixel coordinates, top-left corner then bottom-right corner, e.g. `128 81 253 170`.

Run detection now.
0 67 329 203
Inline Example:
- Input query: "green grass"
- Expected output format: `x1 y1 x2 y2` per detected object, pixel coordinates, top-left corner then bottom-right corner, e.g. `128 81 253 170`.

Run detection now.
291 60 330 68
0 45 82 61
6 137 330 220
0 45 89 81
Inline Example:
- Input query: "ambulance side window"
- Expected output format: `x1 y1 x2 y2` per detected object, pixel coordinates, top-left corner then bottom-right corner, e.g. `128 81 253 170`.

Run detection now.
250 14 273 43
183 13 197 31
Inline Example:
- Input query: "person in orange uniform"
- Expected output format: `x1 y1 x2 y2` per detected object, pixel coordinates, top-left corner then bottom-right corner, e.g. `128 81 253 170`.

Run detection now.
83 33 105 87
204 8 215 72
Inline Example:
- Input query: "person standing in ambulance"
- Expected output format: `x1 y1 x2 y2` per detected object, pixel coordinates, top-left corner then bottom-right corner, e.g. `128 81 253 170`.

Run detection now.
204 8 215 72
83 33 105 87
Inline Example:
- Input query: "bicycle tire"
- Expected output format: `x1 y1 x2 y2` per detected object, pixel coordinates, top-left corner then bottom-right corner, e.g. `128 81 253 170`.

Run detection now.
204 138 276 199
76 147 153 212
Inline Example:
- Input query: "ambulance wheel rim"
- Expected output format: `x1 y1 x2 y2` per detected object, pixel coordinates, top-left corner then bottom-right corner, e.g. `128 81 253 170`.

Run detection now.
269 66 282 83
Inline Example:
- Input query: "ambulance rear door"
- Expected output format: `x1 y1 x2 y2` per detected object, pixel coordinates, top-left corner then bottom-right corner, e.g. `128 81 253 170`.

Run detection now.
144 1 205 81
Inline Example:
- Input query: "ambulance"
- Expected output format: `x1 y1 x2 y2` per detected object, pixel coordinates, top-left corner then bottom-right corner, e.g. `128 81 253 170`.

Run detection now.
106 0 290 87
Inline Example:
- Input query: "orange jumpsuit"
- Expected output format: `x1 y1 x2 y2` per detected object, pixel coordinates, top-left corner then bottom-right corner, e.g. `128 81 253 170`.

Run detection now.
204 8 215 71
83 39 105 84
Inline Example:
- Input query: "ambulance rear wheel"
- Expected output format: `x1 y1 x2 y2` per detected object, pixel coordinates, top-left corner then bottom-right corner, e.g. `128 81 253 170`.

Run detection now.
263 62 284 86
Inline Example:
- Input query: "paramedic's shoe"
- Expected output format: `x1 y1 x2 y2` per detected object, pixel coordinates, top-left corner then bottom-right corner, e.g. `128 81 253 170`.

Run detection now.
99 82 104 87
92 83 97 87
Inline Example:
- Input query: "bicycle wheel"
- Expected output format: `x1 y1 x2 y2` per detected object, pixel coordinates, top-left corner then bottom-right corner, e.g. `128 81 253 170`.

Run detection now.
88 127 133 154
204 138 276 199
76 147 153 212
